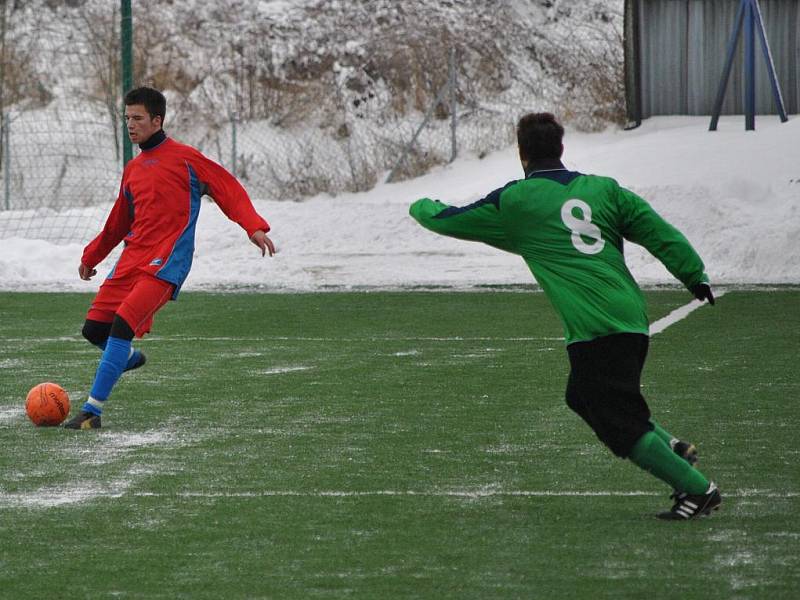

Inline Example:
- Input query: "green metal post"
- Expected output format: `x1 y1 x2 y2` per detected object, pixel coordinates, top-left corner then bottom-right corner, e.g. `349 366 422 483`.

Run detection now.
449 48 457 163
121 0 133 165
3 113 9 210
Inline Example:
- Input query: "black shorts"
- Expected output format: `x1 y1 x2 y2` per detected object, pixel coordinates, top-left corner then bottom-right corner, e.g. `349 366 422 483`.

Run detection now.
565 333 653 458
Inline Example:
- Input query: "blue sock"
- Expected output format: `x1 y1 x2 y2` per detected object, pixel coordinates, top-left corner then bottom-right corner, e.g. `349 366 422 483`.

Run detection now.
82 336 131 415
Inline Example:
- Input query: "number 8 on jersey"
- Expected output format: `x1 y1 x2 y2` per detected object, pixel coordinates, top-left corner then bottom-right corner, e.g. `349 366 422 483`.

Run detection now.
561 199 605 255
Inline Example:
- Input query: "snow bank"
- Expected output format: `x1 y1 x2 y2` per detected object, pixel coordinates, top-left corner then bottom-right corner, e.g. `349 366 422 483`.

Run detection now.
0 115 797 292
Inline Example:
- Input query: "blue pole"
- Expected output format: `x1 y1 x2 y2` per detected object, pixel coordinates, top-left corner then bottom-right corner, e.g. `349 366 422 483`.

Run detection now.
709 0 746 131
751 0 789 122
744 0 755 130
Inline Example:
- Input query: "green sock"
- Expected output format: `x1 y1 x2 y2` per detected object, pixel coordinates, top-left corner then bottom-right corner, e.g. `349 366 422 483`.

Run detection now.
649 420 677 448
629 431 709 494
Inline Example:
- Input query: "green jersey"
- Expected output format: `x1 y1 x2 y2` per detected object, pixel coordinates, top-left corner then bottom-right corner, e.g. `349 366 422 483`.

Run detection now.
409 169 709 344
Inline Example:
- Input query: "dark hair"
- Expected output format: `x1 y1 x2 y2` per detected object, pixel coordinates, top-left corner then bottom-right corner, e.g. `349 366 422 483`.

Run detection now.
516 112 564 161
124 87 166 123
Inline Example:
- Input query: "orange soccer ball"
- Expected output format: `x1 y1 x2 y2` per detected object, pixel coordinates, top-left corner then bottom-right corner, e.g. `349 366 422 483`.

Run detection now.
26 382 71 426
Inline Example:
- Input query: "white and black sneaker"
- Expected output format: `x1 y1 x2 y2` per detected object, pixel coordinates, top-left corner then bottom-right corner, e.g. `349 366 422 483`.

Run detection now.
657 482 721 520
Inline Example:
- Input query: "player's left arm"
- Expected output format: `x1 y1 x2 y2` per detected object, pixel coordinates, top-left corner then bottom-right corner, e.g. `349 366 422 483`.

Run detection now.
616 185 710 293
409 183 516 253
191 152 274 256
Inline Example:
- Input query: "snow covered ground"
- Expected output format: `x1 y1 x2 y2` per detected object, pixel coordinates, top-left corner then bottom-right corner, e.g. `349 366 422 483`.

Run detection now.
0 115 797 292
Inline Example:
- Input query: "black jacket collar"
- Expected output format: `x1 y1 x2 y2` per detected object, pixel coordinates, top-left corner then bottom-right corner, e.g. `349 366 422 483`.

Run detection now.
140 129 167 151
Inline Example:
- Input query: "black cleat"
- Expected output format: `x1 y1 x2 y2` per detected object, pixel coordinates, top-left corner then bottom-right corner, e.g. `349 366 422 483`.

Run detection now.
63 411 101 430
671 440 698 466
124 350 146 372
657 483 721 520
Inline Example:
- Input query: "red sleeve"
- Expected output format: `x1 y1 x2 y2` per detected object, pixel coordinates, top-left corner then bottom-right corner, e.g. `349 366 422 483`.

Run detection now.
81 183 131 268
189 150 269 238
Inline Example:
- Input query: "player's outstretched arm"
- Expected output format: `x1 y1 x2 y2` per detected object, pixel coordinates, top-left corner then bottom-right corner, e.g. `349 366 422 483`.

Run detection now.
192 150 270 240
409 194 515 253
250 230 276 257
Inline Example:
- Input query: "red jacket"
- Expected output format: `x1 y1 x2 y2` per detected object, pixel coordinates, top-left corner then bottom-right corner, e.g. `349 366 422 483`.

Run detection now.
82 135 269 297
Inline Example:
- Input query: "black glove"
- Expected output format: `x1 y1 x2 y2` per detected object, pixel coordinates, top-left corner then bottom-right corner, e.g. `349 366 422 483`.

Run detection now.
690 282 715 305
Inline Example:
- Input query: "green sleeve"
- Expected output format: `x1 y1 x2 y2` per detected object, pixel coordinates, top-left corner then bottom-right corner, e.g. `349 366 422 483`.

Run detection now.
409 194 516 253
616 186 709 288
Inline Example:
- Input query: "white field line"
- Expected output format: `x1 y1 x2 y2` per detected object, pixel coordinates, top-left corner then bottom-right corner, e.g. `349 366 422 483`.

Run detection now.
0 407 22 423
133 489 798 499
649 290 728 336
256 366 312 375
141 490 666 499
1 487 796 507
1 336 564 343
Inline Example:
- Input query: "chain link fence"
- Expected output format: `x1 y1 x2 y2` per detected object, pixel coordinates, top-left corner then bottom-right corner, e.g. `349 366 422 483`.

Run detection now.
0 1 123 243
202 55 521 201
0 0 624 245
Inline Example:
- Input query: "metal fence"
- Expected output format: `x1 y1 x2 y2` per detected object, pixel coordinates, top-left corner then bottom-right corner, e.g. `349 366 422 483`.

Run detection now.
0 65 516 244
0 55 518 244
0 0 623 244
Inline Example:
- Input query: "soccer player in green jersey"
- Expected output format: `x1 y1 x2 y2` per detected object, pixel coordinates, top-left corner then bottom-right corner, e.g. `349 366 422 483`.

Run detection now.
409 112 720 520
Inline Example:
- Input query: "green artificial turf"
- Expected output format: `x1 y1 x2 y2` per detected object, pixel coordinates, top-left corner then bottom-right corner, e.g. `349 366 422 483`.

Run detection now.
0 290 798 599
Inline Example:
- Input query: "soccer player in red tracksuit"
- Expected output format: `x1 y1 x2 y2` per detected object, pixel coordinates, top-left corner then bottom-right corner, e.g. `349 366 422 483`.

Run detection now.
64 87 275 429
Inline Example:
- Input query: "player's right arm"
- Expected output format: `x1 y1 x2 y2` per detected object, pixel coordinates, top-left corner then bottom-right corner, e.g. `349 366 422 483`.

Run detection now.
79 182 132 277
409 182 517 253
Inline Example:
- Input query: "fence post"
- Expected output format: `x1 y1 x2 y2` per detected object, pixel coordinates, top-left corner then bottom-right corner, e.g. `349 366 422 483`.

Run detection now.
120 0 133 166
449 47 457 163
3 113 9 211
231 110 238 178
386 49 456 184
